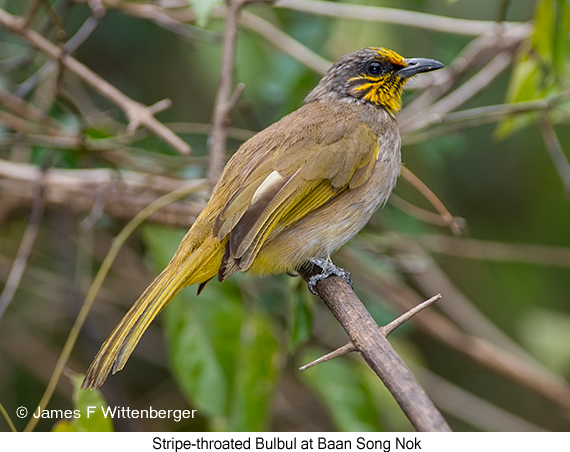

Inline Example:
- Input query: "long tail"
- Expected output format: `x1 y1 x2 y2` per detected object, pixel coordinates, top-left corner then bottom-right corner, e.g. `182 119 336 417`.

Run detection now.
82 237 222 389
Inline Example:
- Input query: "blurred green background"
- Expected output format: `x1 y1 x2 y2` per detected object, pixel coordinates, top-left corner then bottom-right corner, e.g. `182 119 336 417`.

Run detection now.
1 0 570 432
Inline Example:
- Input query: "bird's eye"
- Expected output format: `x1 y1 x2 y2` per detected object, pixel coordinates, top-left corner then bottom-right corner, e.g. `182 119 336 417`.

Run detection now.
367 62 383 76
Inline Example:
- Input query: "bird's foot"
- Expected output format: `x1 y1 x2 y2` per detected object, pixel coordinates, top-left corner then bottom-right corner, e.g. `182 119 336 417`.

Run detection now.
307 258 353 295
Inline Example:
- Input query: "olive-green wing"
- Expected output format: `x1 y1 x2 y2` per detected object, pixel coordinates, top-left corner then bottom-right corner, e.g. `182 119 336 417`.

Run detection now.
213 113 379 277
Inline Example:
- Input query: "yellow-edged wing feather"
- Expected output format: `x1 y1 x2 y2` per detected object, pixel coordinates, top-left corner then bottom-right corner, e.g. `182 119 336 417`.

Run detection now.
82 236 224 389
215 118 380 278
82 102 382 389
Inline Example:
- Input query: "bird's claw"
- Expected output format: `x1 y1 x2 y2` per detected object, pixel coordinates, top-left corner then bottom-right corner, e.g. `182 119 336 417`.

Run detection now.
307 258 353 295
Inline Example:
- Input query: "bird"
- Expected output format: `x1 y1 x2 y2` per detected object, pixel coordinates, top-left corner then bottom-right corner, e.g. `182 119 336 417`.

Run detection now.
82 47 443 389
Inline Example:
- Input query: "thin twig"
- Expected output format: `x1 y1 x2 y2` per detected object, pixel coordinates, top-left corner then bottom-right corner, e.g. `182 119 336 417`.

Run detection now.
167 122 255 141
275 0 521 36
0 87 60 128
36 0 66 41
239 10 331 75
388 238 538 360
297 264 451 432
384 294 442 336
400 166 463 235
389 194 467 230
0 110 59 135
0 8 191 155
400 23 531 118
0 401 17 432
63 15 101 54
85 0 333 76
23 182 205 432
402 92 570 144
301 294 442 369
400 51 513 134
539 116 570 197
87 0 106 18
340 246 570 414
299 342 356 371
23 0 43 28
497 0 512 23
0 179 45 320
80 178 116 231
417 234 570 268
415 365 545 432
208 0 247 188
15 60 54 99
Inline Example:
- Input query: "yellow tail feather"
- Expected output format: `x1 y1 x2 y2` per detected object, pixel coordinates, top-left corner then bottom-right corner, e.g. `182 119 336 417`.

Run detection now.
81 237 222 389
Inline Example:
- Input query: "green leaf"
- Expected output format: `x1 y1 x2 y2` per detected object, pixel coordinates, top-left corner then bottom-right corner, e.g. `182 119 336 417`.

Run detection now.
497 0 570 138
532 0 555 63
52 375 114 432
286 277 314 352
142 225 282 431
164 280 281 431
52 420 77 432
227 313 281 431
164 281 242 420
517 308 570 375
495 58 542 139
142 224 186 268
299 348 382 432
188 0 223 28
73 376 114 432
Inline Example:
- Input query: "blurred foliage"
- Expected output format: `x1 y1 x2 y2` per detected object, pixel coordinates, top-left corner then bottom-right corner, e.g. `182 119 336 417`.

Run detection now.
497 0 570 137
144 225 281 431
1 0 570 434
52 375 114 432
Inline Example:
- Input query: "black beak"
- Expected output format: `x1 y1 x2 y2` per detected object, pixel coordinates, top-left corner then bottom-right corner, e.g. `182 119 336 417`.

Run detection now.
396 57 444 79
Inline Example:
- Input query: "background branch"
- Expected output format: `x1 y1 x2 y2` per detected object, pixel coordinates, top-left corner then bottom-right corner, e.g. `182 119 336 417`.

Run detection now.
539 116 570 197
0 180 45 319
207 0 247 187
274 0 520 36
1 0 569 433
0 158 207 227
0 8 190 155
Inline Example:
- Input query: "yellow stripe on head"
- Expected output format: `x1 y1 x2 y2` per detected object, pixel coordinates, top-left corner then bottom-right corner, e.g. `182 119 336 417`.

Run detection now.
369 47 407 67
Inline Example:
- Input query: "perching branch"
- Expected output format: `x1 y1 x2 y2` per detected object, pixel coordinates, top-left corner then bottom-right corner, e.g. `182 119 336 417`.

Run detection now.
297 264 451 432
300 293 442 370
340 246 570 414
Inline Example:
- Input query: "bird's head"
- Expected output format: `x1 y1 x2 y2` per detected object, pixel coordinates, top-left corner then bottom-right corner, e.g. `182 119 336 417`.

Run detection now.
305 47 444 116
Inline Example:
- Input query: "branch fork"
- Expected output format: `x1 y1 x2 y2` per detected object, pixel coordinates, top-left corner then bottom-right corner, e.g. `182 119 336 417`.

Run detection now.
300 294 442 370
298 262 450 432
